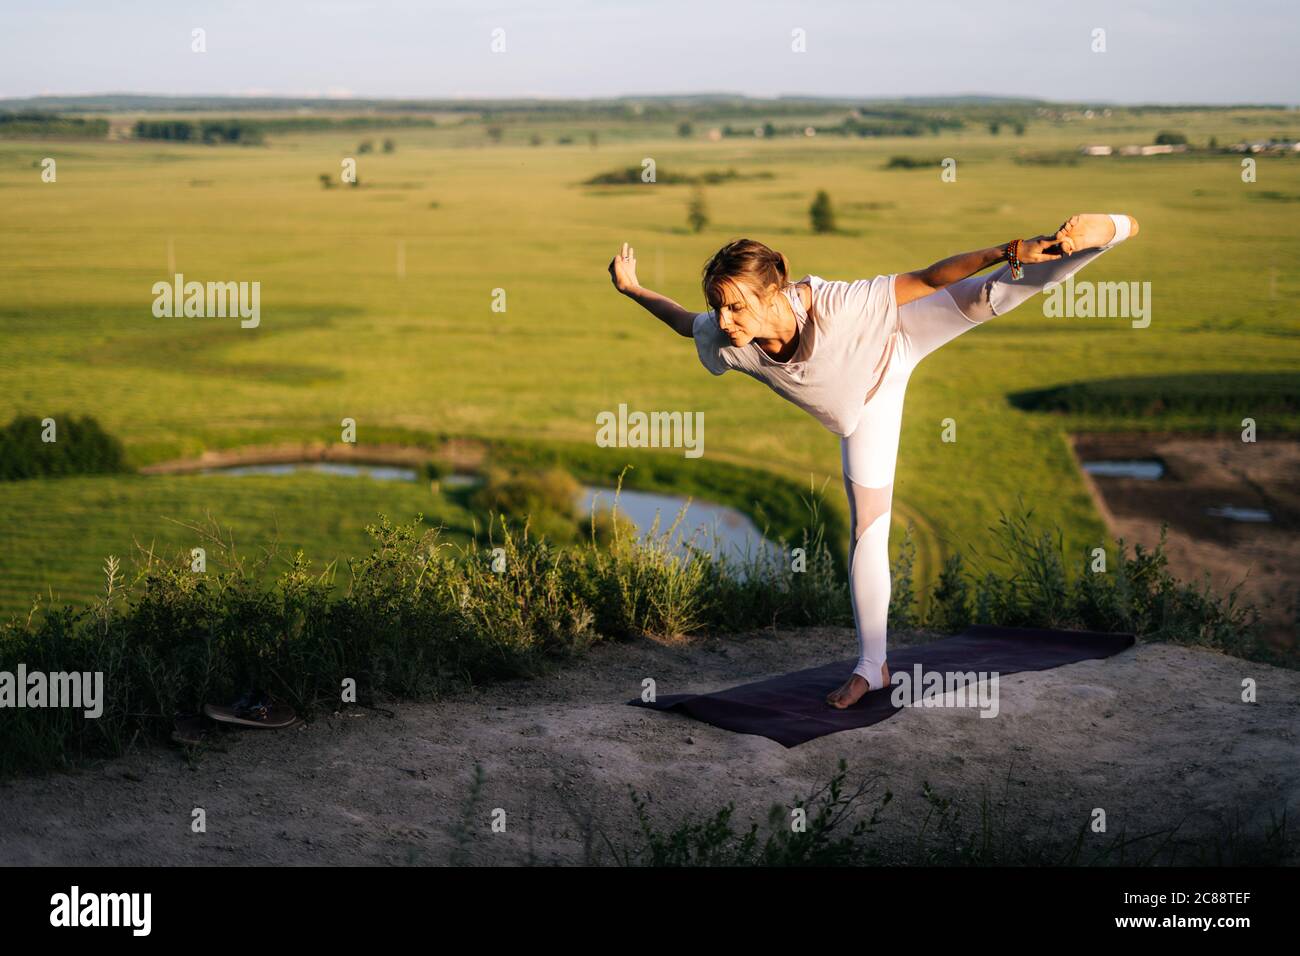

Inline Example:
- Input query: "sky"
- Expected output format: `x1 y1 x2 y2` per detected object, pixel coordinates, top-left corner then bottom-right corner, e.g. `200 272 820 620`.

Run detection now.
1 0 1296 104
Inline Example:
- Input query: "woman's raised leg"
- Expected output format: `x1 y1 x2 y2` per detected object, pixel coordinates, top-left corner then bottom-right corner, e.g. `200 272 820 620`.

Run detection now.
898 213 1136 365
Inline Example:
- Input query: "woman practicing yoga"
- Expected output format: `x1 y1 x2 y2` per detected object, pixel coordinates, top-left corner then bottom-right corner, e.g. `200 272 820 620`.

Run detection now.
607 213 1139 708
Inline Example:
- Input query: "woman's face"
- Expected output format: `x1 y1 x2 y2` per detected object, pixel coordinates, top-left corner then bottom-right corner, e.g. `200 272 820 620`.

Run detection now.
714 278 779 347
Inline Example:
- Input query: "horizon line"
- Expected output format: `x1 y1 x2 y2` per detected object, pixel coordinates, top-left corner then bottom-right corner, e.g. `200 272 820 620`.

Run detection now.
2 90 1297 109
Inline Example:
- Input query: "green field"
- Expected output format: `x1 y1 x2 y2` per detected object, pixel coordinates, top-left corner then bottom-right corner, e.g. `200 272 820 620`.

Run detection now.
0 473 474 614
2 105 1298 615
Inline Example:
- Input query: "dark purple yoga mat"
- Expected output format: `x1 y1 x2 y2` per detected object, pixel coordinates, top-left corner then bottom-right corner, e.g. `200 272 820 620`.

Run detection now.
628 624 1135 747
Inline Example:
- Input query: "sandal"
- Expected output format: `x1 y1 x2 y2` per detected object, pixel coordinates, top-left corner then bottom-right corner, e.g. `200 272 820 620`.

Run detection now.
203 689 300 729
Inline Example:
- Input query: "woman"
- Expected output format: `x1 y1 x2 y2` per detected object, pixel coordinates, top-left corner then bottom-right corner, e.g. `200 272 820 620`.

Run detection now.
607 214 1139 708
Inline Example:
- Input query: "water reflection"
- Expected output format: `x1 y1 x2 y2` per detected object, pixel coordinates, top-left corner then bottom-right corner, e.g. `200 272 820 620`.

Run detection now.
1081 459 1165 480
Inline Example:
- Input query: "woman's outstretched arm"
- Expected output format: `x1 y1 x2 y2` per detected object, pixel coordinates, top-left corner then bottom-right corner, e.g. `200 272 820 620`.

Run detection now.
608 242 696 337
893 229 1068 308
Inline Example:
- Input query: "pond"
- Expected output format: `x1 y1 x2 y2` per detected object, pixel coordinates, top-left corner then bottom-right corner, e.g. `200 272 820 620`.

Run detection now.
196 462 782 567
1081 459 1165 480
1205 506 1272 524
575 485 783 568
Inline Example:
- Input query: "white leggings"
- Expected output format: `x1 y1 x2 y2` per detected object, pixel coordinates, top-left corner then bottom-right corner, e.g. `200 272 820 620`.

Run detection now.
841 216 1131 688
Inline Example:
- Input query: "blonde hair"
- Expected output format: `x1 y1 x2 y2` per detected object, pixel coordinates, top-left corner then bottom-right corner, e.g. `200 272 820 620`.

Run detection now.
701 238 790 312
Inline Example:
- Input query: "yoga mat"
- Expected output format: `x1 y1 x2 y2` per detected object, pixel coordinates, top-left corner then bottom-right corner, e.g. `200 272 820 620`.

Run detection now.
628 624 1135 747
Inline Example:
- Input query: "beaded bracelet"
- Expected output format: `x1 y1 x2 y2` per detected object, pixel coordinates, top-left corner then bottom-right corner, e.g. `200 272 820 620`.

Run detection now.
1005 239 1025 280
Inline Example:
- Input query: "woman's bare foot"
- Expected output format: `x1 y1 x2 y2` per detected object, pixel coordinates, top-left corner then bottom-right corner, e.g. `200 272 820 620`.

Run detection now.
1056 214 1140 255
825 662 890 709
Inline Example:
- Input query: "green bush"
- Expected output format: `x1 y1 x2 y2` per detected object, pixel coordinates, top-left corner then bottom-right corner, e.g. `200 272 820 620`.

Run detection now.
884 155 942 169
469 465 582 544
1009 373 1300 418
0 414 127 481
904 508 1281 666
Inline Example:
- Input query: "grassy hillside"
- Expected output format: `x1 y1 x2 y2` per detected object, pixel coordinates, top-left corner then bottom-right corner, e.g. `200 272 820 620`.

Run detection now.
1 106 1297 616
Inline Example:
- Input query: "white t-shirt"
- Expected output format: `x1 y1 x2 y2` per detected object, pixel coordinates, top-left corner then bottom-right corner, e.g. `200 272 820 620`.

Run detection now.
692 273 899 438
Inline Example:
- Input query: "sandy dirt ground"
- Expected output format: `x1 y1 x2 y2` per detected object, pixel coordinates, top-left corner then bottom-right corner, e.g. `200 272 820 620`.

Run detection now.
1072 435 1299 653
1 625 1297 866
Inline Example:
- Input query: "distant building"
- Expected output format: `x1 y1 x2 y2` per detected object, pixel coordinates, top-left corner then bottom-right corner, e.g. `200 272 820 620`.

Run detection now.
1080 145 1113 156
1116 144 1188 156
1238 139 1300 153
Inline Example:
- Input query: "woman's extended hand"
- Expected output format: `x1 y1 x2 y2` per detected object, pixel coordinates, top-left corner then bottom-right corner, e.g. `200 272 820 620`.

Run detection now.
608 242 641 295
1017 233 1066 263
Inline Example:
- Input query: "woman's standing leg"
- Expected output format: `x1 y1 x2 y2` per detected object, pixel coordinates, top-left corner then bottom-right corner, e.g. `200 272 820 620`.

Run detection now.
828 356 913 705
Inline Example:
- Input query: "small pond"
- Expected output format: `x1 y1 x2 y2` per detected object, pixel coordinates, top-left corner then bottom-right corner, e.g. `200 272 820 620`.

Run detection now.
1080 459 1165 480
574 485 783 568
196 462 782 568
1205 506 1272 524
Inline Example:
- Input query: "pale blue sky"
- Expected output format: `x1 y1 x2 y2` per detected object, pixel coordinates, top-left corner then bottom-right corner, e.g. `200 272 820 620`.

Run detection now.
1 0 1295 104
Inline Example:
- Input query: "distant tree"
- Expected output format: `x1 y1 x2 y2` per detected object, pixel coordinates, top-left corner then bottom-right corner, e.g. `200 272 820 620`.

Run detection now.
1013 121 1026 136
134 119 195 141
0 414 126 480
677 121 693 138
1155 130 1187 146
319 173 333 189
357 140 374 154
988 121 1001 135
763 121 777 138
382 138 396 153
809 190 836 234
530 133 543 147
688 190 709 233
1208 135 1218 149
588 130 599 149
486 126 503 144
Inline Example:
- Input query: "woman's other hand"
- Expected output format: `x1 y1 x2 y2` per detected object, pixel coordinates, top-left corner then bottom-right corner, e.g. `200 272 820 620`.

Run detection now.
608 242 641 295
